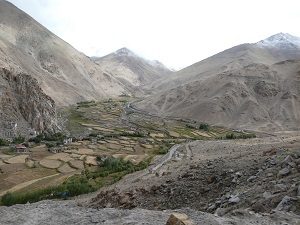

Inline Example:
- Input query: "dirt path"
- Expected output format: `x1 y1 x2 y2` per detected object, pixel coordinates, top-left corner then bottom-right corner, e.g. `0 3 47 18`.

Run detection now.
148 144 180 173
0 173 60 197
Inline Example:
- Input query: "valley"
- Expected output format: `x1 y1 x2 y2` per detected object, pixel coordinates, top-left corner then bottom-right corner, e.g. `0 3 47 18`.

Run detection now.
0 1 299 224
0 97 249 205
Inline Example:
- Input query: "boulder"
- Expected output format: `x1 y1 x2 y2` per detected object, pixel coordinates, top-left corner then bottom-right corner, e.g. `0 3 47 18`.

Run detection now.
275 196 298 211
166 213 194 225
228 195 240 204
278 167 290 177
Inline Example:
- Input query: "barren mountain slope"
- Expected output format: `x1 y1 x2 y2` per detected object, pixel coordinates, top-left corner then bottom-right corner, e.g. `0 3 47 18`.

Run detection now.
137 33 300 131
0 68 58 137
0 0 131 106
93 48 172 92
147 33 300 92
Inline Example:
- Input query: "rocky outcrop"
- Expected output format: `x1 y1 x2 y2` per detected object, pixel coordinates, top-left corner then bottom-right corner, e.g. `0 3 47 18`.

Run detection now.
0 68 58 138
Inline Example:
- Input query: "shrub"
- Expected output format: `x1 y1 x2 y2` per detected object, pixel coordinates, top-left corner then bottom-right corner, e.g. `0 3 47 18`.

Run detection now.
225 133 256 140
45 142 56 148
88 132 98 137
44 132 65 142
226 133 235 139
185 124 195 129
98 157 134 173
199 123 209 131
29 134 44 143
156 146 169 155
0 138 9 146
12 136 25 144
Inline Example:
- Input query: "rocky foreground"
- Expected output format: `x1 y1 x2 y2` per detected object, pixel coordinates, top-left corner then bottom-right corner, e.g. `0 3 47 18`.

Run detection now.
0 200 299 225
90 135 300 214
1 134 300 224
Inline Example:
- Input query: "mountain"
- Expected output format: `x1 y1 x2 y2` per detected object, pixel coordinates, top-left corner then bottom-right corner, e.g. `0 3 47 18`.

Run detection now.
0 68 58 138
0 0 170 136
0 0 133 106
136 33 300 131
93 47 172 92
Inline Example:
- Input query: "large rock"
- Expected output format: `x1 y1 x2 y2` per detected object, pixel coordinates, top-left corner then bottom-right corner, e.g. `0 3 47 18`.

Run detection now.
166 213 194 225
275 196 298 211
278 167 290 177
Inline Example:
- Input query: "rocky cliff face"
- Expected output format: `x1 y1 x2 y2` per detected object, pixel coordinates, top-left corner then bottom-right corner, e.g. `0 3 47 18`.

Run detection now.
0 68 58 138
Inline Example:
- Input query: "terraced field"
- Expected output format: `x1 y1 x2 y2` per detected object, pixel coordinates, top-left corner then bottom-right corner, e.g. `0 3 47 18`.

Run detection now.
0 98 253 200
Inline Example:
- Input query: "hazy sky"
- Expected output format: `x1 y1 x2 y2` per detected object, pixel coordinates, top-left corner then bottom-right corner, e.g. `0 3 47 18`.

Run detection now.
7 0 300 69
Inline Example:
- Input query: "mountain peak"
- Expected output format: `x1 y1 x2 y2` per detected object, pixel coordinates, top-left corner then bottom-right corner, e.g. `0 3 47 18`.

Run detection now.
256 33 300 48
115 47 136 57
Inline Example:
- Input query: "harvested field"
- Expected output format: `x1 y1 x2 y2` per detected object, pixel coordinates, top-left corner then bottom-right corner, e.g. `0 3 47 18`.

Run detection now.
39 159 62 169
58 164 77 174
69 160 84 170
46 153 73 162
85 156 98 166
0 154 12 160
4 155 28 164
78 149 95 155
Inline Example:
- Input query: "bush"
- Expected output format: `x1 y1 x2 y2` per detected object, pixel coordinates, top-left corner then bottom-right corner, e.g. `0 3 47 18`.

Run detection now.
12 136 25 144
98 157 134 173
199 123 209 131
226 133 235 139
88 132 98 137
155 146 169 155
225 133 256 140
185 124 195 129
45 142 56 148
0 138 9 146
29 134 44 143
44 132 65 142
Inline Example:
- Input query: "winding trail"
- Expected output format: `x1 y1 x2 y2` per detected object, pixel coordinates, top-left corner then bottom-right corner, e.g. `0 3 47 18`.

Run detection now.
148 144 180 173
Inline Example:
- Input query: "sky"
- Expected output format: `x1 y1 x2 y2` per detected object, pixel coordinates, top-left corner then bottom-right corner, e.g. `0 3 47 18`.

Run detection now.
7 0 300 69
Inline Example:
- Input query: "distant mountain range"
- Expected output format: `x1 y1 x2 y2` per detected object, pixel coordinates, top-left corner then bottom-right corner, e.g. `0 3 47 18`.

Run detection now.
0 0 299 135
0 0 171 136
136 33 300 131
